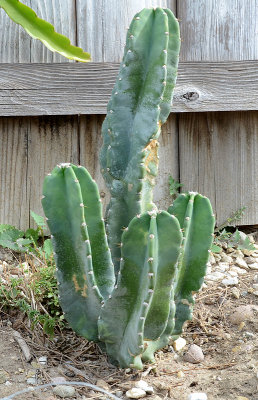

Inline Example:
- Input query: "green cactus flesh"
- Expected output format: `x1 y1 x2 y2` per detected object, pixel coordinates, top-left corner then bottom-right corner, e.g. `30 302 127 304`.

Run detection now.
168 193 215 337
100 8 180 271
98 211 182 369
42 164 115 341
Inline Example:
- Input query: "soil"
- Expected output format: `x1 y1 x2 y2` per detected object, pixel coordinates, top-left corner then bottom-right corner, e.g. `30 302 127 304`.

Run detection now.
0 247 258 400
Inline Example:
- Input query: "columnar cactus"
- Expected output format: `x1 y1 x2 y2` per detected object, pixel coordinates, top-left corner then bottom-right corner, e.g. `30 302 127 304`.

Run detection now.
42 7 215 369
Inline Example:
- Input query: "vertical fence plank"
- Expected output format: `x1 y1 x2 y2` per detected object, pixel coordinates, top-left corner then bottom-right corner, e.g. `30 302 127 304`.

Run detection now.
27 116 80 226
0 0 79 229
177 0 258 225
76 0 176 62
0 118 29 227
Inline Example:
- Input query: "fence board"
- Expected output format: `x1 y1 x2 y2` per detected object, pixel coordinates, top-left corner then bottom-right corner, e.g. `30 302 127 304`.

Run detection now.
76 0 176 62
0 0 77 63
178 0 258 225
0 118 29 228
0 61 257 116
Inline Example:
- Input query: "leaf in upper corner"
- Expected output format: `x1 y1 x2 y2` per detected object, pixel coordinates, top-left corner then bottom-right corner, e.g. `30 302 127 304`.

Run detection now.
0 0 91 62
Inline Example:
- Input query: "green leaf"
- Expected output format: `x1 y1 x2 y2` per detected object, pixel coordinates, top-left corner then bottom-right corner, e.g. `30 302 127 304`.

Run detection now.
30 211 46 229
210 243 222 253
0 0 91 62
25 228 39 242
43 239 53 259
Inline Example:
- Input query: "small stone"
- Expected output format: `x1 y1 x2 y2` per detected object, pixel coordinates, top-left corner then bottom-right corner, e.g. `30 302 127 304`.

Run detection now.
236 397 249 400
248 263 258 270
38 356 47 365
238 322 245 331
126 388 146 399
177 370 185 378
183 344 204 364
231 266 247 275
231 287 240 299
135 380 153 394
96 379 110 391
27 377 37 385
221 254 233 263
235 257 248 269
209 254 216 264
245 256 256 264
115 391 124 398
227 270 238 277
214 254 221 261
243 249 253 256
229 305 258 325
244 331 255 338
5 381 12 386
253 274 258 283
188 393 207 400
253 291 258 296
51 377 67 385
217 262 229 271
173 337 187 351
206 271 225 281
53 385 76 398
253 283 258 290
222 277 238 286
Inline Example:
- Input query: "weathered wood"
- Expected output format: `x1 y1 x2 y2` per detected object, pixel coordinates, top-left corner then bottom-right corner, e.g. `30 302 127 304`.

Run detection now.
0 0 77 63
0 117 29 228
178 0 258 225
0 61 257 116
76 0 176 62
178 0 258 62
27 116 80 228
179 111 258 225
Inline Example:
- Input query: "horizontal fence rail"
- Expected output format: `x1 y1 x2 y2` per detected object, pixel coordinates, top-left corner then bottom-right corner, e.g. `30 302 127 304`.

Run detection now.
0 61 257 116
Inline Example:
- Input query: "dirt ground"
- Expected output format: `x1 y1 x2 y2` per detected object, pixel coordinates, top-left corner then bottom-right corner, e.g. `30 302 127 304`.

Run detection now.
0 248 258 400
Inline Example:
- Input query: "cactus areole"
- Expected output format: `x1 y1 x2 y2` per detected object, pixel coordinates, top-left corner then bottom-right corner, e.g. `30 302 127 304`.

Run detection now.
42 8 215 369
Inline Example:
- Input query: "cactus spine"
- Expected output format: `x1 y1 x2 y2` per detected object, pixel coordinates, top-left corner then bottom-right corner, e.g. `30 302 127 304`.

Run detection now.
42 8 215 369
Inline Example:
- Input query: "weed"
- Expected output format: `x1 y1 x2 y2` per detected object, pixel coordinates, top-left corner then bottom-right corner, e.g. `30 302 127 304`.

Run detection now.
0 212 64 337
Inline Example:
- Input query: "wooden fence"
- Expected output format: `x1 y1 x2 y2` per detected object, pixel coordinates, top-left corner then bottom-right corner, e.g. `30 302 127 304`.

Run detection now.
0 0 257 229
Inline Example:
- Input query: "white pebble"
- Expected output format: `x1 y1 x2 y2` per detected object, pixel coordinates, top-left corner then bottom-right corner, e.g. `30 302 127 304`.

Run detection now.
188 393 207 400
231 266 247 275
222 277 238 286
249 263 258 270
235 257 248 269
173 337 187 351
126 388 146 399
227 270 238 277
206 271 225 281
53 385 76 398
217 262 229 271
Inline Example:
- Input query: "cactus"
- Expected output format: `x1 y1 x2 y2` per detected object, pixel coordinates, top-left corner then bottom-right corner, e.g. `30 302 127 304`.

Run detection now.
42 7 215 369
100 7 180 271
